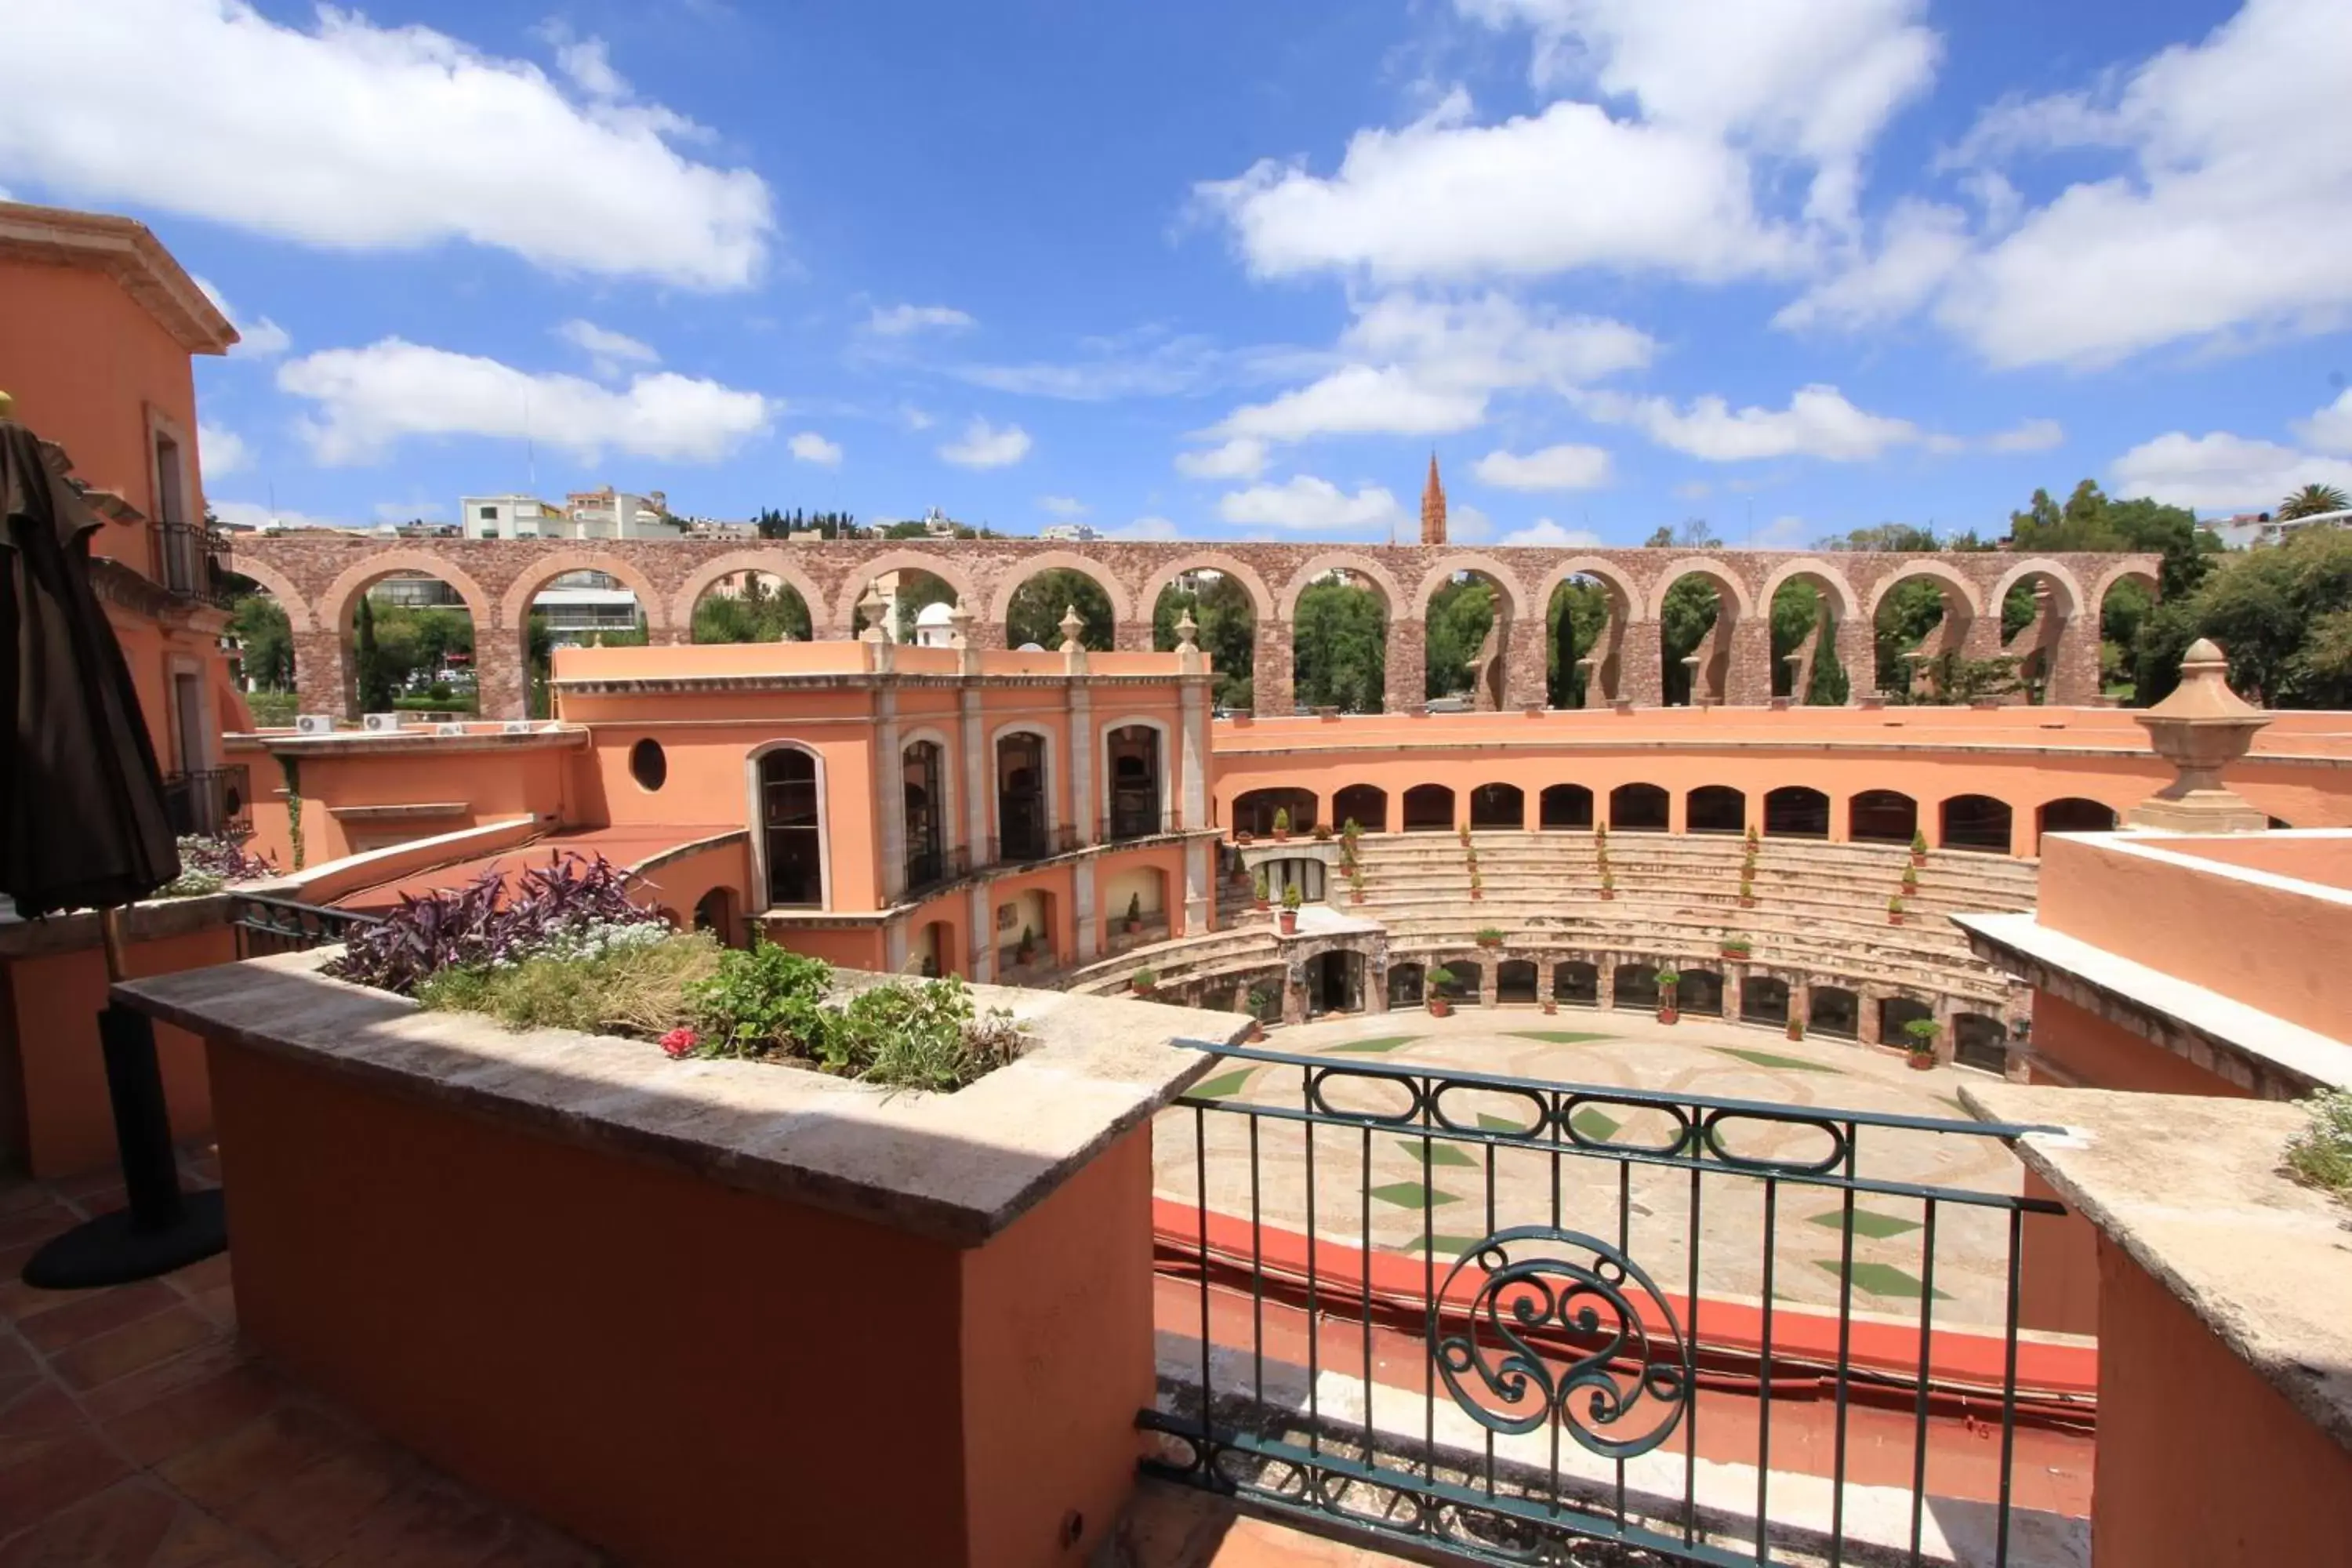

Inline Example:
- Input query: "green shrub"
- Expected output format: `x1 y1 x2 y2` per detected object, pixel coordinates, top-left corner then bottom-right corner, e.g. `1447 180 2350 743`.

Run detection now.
245 690 299 728
1904 1018 1941 1048
2285 1089 2352 1200
1475 926 1504 945
1911 829 1929 855
418 931 722 1039
1272 807 1290 833
1132 967 1158 991
1281 884 1302 909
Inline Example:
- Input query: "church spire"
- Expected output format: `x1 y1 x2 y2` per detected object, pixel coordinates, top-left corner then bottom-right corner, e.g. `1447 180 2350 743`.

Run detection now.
1420 452 1447 545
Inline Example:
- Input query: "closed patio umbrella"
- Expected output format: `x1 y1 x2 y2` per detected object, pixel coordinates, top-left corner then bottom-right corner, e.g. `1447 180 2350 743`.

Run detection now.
1 408 224 1287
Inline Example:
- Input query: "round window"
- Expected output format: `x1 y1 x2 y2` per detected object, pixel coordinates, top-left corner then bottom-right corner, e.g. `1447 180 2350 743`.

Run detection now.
629 737 668 792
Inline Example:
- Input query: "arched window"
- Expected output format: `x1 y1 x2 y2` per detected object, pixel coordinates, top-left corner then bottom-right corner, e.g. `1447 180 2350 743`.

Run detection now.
995 731 1049 862
1234 787 1318 837
2036 797 2118 851
1441 960 1480 1004
1388 962 1426 1008
902 739 947 891
1686 786 1745 834
1849 789 1918 844
757 746 825 908
1402 783 1455 832
1878 995 1934 1043
1610 783 1668 832
1679 969 1725 1016
1740 975 1790 1025
1809 986 1860 1039
1333 783 1388 833
1496 960 1538 1004
1954 1013 2009 1074
1941 794 2013 854
1539 783 1594 829
1552 960 1599 1006
1105 724 1163 840
1762 786 1828 839
1613 964 1660 1009
1469 782 1525 829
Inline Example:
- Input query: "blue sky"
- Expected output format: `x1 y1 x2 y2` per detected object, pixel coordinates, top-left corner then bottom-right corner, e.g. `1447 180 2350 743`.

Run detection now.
7 0 2351 546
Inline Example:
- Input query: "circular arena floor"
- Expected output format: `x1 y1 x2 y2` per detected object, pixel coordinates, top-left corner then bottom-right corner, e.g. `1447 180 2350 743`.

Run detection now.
1152 1011 2030 1330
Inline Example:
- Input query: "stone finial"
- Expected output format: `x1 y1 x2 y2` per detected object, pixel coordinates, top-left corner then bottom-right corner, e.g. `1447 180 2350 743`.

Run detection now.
857 585 890 644
1173 607 1204 676
946 601 975 649
2129 639 2274 833
1174 608 1198 650
1057 604 1084 653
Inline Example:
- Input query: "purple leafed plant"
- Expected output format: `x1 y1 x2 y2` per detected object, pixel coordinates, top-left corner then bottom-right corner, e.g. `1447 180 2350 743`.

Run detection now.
326 853 660 995
176 833 276 881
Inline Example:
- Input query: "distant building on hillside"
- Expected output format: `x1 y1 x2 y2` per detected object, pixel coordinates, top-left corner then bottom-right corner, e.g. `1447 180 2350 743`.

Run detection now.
459 495 561 539
1040 521 1102 543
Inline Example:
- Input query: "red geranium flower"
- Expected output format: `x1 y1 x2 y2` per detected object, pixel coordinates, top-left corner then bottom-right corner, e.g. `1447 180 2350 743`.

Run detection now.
659 1027 699 1060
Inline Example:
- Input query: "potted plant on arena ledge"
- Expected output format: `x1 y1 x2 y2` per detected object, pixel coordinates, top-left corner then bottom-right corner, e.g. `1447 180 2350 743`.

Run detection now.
1904 1017 1940 1070
1786 1014 1806 1044
1599 871 1617 902
1278 884 1302 935
1017 924 1037 967
1253 867 1270 912
1720 932 1752 961
1475 926 1504 949
1909 828 1929 868
1124 892 1143 936
1312 822 1332 842
1131 966 1157 998
1272 807 1291 843
1900 863 1920 898
1469 867 1485 902
1426 967 1455 1018
1737 875 1756 909
1886 894 1906 927
1654 966 1681 1025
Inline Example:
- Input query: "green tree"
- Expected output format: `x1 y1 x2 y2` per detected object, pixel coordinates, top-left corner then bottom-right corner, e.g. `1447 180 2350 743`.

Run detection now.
1545 580 1612 706
2276 483 2349 521
693 577 812 643
1767 580 1849 704
1153 573 1255 710
1817 522 1941 552
1292 579 1385 713
354 596 394 713
227 593 295 691
2135 526 2352 708
1005 568 1112 650
1657 575 1720 706
1424 577 1493 699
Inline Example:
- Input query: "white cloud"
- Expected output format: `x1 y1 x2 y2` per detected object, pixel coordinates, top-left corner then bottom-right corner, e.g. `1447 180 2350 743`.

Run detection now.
198 421 249 477
1109 516 1183 541
2 1 771 289
275 339 772 465
787 430 842 467
1457 0 1940 229
191 276 289 358
898 404 936 431
1217 476 1406 533
1985 417 2065 454
869 303 977 336
1473 444 1613 492
1731 514 1812 550
1340 293 1654 390
1499 517 1603 547
948 330 1240 401
372 499 448 524
554 318 659 379
2294 388 2352 455
210 499 342 531
938 417 1031 469
1175 437 1270 481
1575 383 1918 462
2111 430 2352 513
1803 0 2352 367
1217 365 1486 442
1671 480 1712 502
1040 495 1088 518
1200 89 1798 285
1449 503 1494 543
539 23 628 100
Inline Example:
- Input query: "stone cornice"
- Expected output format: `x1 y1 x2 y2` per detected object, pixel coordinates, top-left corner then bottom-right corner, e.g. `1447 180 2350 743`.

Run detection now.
0 200 237 354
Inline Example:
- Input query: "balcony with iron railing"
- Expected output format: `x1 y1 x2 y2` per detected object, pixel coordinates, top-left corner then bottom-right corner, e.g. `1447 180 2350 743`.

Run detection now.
162 764 252 837
154 519 234 607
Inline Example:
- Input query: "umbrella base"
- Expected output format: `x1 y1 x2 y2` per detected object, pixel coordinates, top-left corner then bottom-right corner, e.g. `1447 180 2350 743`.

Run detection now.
21 1188 226 1290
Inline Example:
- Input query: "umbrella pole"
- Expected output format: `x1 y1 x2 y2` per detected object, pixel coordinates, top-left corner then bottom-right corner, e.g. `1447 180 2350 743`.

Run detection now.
19 906 227 1290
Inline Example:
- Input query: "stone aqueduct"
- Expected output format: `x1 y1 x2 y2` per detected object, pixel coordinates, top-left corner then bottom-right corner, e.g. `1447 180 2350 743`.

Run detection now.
224 535 2162 721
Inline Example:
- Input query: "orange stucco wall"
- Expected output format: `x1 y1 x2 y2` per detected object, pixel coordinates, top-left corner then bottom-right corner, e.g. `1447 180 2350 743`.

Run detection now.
2092 1236 2352 1566
630 839 753 942
205 1033 1156 1566
0 922 232 1177
2161 830 2352 888
2029 992 2252 1098
2037 837 2352 1042
231 742 572 869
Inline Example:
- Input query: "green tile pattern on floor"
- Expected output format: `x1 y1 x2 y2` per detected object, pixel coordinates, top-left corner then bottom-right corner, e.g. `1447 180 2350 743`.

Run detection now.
1400 1138 1479 1167
1366 1181 1461 1209
1326 1035 1419 1054
1190 1069 1256 1100
1814 1259 1951 1300
1396 1234 1492 1256
1714 1047 1842 1073
1569 1107 1621 1142
1476 1110 1541 1135
1508 1031 1613 1044
1807 1207 1924 1240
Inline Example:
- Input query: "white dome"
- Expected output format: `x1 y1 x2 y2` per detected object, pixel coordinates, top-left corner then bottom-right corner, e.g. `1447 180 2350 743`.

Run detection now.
915 601 956 626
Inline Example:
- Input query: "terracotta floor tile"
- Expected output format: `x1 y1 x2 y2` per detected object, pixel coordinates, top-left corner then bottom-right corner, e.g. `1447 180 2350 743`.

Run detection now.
230 1440 413 1566
16 1281 179 1355
169 1255 235 1298
0 1431 132 1539
78 1338 243 1426
470 1530 608 1568
318 1479 509 1568
0 1339 37 1382
0 1476 177 1567
50 1306 215 1393
64 1187 129 1220
161 1406 354 1514
147 1508 284 1568
0 1209 79 1254
0 1385 87 1442
0 1186 53 1221
103 1365 285 1470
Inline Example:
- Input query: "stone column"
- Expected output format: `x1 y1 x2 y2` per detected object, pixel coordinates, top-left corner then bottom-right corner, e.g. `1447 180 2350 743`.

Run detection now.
883 916 909 975
876 691 905 904
1858 989 1883 1047
1616 623 1664 707
1788 977 1811 1034
967 884 995 984
1724 617 1773 707
1072 858 1098 964
1596 954 1617 1011
1958 598 2001 664
293 628 348 719
1385 615 1427 715
1504 616 1551 710
1834 618 1876 702
1112 620 1153 654
1184 838 1211 937
1367 960 1390 1014
1253 620 1293 717
1178 682 1208 830
1067 686 1094 845
474 633 527 722
960 689 987 862
1282 961 1306 1026
1537 959 1555 1004
2045 616 2103 706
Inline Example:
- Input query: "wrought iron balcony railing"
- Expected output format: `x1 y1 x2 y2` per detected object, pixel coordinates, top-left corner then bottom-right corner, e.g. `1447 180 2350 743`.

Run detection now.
985 823 1080 867
1104 802 1175 843
902 844 972 898
227 894 382 959
162 765 252 837
154 521 234 606
1143 1040 2074 1568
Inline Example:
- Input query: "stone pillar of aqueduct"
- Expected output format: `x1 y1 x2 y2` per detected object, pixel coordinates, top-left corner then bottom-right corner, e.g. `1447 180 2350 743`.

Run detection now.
222 536 2158 723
